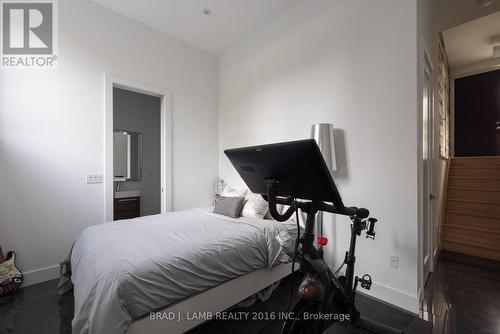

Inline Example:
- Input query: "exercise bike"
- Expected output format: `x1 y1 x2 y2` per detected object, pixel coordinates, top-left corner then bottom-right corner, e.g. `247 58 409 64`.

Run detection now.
266 180 402 334
225 139 403 334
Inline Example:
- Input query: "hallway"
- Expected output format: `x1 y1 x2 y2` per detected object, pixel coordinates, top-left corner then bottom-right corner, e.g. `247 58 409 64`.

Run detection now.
422 251 500 334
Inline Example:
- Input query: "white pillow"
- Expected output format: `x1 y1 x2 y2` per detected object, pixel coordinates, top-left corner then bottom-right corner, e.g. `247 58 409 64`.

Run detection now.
264 204 284 219
241 192 269 219
282 205 306 228
221 185 248 198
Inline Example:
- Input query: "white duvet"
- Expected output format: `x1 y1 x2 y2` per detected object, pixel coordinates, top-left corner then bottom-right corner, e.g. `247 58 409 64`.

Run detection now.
65 207 296 334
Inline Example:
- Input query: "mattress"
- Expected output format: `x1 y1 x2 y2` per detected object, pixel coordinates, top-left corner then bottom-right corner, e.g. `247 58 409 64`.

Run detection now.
63 207 297 334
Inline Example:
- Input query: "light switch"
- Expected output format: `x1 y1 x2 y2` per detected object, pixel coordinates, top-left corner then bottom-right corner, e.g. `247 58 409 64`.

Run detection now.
86 173 104 184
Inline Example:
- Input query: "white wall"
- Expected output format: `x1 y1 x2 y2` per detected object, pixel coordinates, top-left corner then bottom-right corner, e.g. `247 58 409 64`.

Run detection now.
219 0 419 312
0 0 219 285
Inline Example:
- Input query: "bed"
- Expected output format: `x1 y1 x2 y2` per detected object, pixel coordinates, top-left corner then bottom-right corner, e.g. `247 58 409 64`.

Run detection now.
61 206 297 334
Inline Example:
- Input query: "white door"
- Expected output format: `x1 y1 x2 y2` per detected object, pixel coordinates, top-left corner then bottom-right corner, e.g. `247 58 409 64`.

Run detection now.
422 55 434 283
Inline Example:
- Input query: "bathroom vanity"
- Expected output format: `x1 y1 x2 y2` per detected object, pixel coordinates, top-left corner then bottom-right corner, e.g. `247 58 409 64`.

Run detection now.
114 190 141 220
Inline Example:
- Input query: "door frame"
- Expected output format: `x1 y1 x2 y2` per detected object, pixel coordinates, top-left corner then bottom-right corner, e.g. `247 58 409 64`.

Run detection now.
422 49 435 277
104 74 173 221
418 41 436 299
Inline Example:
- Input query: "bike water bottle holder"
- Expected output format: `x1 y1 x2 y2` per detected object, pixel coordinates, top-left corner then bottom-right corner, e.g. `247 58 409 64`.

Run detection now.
355 274 373 290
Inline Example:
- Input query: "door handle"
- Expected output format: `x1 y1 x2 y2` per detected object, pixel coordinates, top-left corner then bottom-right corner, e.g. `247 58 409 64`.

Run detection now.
430 194 435 200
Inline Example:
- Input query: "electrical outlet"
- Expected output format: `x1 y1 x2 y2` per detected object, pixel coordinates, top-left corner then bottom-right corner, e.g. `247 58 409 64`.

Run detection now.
390 255 399 269
86 173 104 184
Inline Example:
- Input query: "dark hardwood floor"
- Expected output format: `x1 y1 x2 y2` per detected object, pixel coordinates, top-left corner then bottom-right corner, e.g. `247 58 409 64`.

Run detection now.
421 251 500 334
0 252 497 334
189 274 430 334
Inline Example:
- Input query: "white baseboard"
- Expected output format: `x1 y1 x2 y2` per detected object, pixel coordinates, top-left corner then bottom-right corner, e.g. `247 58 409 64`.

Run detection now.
22 265 60 287
365 281 420 314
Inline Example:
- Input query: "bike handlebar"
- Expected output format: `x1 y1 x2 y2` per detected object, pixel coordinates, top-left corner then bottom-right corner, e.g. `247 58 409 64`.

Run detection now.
265 191 295 222
315 202 369 219
265 179 370 221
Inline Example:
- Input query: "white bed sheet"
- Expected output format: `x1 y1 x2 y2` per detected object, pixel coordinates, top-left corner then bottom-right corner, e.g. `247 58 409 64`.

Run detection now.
65 207 297 334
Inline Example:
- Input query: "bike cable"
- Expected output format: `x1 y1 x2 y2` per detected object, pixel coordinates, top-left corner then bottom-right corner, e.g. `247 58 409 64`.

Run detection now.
291 199 300 274
288 199 301 311
333 261 344 277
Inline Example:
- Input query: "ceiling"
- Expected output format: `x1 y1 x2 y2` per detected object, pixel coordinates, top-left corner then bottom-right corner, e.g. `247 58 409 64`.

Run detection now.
435 0 500 32
443 10 500 69
92 0 301 55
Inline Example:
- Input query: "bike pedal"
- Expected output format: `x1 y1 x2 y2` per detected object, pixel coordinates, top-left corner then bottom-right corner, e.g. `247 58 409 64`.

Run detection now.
359 274 372 290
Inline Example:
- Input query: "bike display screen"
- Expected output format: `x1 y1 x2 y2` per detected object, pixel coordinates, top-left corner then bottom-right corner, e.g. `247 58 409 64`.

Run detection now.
224 139 344 205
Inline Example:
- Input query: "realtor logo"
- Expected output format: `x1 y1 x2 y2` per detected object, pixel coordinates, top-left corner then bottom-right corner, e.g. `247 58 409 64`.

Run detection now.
1 0 58 68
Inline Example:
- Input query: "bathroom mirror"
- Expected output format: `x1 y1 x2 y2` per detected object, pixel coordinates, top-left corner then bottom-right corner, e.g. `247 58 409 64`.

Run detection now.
113 130 143 181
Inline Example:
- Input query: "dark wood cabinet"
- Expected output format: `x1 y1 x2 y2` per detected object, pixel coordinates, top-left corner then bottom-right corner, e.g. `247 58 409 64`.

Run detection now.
114 197 140 220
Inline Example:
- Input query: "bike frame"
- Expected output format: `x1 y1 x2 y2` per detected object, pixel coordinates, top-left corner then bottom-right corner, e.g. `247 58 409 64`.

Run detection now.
297 206 361 327
265 180 403 334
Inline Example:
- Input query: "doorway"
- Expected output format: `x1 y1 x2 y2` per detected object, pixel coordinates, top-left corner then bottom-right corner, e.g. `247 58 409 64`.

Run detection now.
104 74 172 222
454 69 500 156
439 11 500 262
113 88 161 219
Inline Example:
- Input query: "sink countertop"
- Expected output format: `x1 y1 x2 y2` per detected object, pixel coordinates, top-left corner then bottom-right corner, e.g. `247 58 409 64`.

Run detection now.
114 190 141 199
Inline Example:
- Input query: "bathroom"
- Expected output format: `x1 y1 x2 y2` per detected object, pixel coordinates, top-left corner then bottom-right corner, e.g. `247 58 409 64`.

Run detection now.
113 87 162 220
